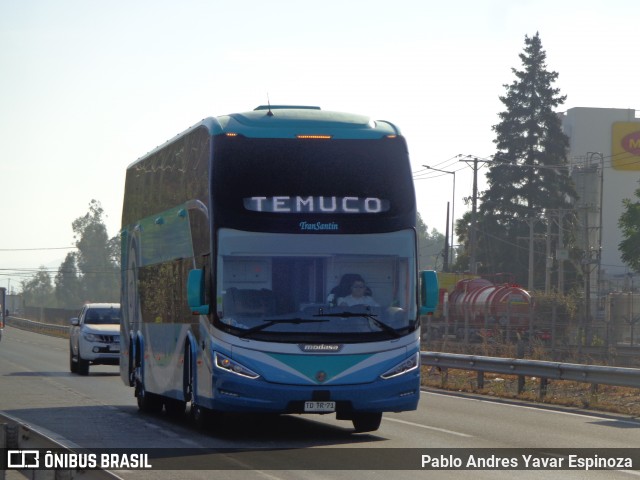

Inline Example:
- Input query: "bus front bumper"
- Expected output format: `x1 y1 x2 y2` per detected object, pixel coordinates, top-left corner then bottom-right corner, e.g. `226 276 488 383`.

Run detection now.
206 370 420 414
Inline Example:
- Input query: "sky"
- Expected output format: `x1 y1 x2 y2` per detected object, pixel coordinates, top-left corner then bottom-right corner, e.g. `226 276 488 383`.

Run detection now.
1 0 639 294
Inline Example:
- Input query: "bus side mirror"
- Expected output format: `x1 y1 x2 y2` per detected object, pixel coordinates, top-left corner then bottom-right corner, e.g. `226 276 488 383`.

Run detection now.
187 269 210 315
419 270 439 315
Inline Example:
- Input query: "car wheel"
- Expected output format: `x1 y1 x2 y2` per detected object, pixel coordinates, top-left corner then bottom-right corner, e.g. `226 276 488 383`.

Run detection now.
69 348 78 373
77 353 90 376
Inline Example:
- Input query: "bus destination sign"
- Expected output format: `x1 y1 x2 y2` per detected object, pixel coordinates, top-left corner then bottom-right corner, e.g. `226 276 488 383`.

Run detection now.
244 196 389 214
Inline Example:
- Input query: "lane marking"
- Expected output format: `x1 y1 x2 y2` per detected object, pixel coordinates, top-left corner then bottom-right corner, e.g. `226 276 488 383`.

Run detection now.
383 417 473 437
422 390 640 427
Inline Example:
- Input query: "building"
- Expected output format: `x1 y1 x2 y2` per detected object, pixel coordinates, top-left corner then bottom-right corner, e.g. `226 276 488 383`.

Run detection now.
561 107 640 292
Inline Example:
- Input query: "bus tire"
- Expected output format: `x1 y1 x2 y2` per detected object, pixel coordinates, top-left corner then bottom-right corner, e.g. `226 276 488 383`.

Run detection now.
137 388 163 414
128 347 136 387
164 397 186 417
351 412 382 433
183 343 193 402
125 241 141 387
191 404 215 431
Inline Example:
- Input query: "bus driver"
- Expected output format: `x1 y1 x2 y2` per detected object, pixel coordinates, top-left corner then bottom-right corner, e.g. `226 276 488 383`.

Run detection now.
338 278 379 307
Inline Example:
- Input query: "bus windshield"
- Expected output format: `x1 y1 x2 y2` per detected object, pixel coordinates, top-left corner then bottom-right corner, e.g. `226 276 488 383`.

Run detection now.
216 229 417 342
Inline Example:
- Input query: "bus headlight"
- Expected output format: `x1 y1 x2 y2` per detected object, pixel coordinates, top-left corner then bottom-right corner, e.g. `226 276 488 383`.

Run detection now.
381 352 419 379
214 352 260 379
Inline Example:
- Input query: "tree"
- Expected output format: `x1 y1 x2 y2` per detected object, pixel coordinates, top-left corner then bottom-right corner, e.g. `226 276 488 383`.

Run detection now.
70 200 120 303
476 32 577 287
21 201 120 308
417 212 446 271
619 181 640 272
451 211 472 272
54 252 83 308
21 266 54 307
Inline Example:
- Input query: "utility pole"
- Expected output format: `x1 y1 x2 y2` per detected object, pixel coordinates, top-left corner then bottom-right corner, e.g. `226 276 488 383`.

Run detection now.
527 218 536 292
545 216 552 294
517 217 545 292
423 165 456 270
470 157 479 274
443 202 450 272
557 210 565 294
461 157 491 274
549 208 570 295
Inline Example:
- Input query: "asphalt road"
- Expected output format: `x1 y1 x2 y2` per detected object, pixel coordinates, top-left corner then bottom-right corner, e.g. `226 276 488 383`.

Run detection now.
1 325 639 480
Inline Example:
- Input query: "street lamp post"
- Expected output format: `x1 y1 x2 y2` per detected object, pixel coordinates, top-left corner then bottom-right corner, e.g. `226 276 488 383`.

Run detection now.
424 165 456 271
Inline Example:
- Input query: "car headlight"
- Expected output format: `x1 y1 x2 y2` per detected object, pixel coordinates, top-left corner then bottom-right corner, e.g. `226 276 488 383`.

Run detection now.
214 352 259 379
381 352 420 379
83 333 101 342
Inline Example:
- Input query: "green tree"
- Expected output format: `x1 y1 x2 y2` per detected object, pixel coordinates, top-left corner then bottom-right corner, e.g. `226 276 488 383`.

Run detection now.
451 211 472 272
619 181 640 272
417 212 446 271
477 32 577 287
71 200 120 302
21 266 54 307
54 252 83 308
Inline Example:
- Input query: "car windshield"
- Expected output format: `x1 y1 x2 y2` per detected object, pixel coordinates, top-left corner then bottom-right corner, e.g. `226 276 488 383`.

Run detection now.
85 307 121 325
216 229 417 342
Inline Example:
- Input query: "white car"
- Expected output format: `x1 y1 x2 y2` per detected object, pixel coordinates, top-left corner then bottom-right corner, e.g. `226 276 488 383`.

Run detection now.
69 303 121 375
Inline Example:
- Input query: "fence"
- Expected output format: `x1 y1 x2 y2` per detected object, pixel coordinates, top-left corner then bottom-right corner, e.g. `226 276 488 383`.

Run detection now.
6 316 69 338
421 351 640 400
1 411 118 479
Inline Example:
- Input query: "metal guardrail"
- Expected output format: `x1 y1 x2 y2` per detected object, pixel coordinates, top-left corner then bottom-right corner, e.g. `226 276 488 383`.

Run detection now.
5 317 69 338
0 412 120 479
420 351 640 398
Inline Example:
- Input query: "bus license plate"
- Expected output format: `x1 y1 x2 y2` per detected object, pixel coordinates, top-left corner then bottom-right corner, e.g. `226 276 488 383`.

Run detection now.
304 401 335 412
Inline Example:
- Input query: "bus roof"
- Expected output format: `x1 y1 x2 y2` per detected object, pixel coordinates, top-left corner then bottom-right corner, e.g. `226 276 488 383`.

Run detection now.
130 106 402 168
207 105 400 139
212 106 402 139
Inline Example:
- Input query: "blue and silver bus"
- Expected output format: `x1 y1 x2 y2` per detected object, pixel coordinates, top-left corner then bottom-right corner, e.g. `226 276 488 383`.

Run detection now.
120 105 438 432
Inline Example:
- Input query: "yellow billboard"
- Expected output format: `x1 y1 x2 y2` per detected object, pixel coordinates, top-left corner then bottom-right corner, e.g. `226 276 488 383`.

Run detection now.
612 122 640 171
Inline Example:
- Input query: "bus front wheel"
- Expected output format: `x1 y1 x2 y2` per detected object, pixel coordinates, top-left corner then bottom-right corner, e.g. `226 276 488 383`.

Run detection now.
351 412 382 433
191 404 212 430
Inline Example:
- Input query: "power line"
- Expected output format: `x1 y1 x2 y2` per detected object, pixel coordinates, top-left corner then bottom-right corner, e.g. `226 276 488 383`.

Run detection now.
412 155 465 178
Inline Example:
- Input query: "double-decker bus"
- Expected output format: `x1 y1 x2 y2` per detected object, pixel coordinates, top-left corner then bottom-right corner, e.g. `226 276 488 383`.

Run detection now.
120 105 438 432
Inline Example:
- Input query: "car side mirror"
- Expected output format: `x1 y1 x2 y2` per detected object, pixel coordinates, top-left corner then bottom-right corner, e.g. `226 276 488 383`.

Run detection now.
70 317 79 326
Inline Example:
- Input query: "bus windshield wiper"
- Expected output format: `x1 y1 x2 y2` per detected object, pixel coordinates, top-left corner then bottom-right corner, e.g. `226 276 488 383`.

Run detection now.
313 312 401 338
239 318 329 338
